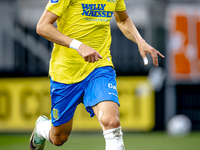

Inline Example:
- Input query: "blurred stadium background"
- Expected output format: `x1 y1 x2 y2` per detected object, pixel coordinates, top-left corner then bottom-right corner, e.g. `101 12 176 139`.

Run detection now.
0 0 200 149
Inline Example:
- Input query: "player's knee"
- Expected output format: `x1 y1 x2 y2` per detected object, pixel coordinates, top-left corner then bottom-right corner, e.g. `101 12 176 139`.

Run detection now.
51 134 69 146
100 115 120 129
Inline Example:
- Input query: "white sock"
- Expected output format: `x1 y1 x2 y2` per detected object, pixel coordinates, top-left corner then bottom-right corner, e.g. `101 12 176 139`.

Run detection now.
103 126 125 150
36 120 51 142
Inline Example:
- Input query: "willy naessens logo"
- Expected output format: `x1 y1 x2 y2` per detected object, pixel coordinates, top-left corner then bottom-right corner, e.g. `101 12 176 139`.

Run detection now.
82 4 113 18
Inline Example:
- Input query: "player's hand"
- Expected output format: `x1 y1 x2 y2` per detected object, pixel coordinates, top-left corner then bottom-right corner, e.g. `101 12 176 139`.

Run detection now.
137 39 165 66
77 44 102 63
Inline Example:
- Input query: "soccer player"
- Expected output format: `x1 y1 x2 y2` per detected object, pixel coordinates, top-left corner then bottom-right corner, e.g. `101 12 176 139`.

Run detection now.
29 0 164 150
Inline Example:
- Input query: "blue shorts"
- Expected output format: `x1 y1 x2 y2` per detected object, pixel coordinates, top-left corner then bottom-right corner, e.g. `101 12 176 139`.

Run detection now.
50 66 119 126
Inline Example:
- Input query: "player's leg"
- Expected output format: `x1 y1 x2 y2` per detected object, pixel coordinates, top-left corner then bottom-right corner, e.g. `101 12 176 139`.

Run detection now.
50 118 73 146
83 66 125 150
29 115 50 150
30 117 73 149
92 101 125 150
30 77 84 150
92 101 120 131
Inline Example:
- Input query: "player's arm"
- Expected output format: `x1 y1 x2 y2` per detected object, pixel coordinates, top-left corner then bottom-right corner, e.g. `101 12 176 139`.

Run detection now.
36 9 102 63
114 10 164 66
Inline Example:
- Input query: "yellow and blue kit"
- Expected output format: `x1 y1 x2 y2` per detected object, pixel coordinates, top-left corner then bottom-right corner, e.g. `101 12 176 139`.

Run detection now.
50 66 119 126
46 0 126 126
46 0 126 84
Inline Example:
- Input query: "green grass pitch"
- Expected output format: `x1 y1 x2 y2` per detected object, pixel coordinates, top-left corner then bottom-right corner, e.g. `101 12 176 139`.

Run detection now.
0 132 199 150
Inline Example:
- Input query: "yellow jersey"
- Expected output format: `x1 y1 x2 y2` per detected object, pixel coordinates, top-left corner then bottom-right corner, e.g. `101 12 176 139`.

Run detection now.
46 0 126 84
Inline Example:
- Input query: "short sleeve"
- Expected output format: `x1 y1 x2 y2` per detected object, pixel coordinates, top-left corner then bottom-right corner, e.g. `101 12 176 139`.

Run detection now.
46 0 71 17
115 0 126 11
